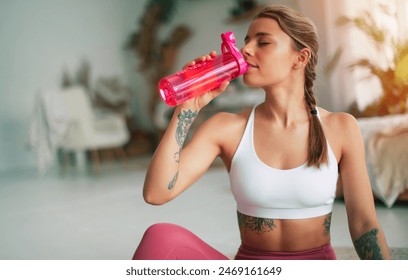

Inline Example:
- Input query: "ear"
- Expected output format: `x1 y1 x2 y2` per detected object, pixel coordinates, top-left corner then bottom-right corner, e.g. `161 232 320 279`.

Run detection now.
294 48 311 69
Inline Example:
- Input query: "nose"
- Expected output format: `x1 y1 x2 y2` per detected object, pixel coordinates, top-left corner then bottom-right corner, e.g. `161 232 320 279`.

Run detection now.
241 44 252 57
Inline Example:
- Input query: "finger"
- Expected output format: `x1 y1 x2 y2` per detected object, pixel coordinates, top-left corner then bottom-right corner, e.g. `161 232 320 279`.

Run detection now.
214 80 230 94
183 60 196 69
206 51 217 60
183 51 217 69
199 80 230 108
209 80 230 99
199 51 216 62
198 54 211 62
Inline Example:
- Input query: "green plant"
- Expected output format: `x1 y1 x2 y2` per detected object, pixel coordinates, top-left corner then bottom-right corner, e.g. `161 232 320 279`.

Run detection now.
333 5 408 116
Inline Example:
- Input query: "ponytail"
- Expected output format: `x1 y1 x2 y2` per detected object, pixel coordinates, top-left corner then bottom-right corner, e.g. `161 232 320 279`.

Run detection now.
305 86 328 167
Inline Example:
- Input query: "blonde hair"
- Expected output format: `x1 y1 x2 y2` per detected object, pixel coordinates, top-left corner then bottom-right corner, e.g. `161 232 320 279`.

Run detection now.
254 5 328 167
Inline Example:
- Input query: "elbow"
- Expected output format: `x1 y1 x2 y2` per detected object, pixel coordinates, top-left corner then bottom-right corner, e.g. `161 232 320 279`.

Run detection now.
143 191 168 206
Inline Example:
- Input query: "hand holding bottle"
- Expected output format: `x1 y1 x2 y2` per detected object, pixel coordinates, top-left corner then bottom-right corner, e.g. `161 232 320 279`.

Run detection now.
177 51 230 111
158 32 247 108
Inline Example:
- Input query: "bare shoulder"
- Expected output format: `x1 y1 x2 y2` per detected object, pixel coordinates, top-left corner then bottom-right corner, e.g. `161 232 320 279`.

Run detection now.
198 107 252 134
318 107 360 135
192 108 252 163
318 107 363 159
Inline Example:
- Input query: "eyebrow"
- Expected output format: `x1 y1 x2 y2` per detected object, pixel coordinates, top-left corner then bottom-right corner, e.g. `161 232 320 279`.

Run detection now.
244 32 273 43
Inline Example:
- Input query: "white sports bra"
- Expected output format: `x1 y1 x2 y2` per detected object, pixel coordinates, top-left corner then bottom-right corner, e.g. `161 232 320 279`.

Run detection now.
229 106 338 219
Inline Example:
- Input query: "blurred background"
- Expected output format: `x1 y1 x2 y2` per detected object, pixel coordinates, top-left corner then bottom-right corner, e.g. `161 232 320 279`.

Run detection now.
0 0 407 260
1 0 407 173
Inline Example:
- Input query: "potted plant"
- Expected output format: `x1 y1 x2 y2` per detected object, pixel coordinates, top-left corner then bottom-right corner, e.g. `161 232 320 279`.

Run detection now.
331 4 408 116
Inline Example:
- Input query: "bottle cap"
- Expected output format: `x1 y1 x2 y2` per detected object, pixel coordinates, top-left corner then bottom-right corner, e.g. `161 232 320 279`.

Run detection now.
221 32 248 76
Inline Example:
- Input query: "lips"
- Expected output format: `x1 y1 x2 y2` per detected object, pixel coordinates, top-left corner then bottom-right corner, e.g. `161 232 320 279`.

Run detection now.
246 61 258 68
246 62 258 69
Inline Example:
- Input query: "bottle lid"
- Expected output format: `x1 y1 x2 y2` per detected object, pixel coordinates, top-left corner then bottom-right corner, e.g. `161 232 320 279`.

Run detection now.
221 32 248 76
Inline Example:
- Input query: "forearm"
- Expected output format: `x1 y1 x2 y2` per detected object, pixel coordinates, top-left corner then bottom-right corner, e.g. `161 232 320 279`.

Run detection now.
352 226 391 260
142 74 228 204
143 106 198 204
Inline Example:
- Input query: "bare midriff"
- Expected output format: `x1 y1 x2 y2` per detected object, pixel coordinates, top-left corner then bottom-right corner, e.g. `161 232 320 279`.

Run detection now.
237 211 332 252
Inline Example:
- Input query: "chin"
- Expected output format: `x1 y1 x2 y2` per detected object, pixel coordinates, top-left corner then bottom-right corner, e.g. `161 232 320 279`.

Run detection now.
242 75 263 88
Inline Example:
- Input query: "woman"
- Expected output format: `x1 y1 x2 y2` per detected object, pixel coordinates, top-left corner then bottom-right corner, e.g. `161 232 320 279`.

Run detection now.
132 5 390 260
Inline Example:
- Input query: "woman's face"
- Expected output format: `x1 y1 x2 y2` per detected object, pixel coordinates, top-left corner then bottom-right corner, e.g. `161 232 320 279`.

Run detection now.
241 17 299 88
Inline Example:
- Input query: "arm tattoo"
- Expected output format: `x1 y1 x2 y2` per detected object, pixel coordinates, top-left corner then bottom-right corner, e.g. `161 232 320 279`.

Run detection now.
174 109 197 162
322 212 332 236
353 228 384 259
167 171 178 190
167 109 197 190
237 211 277 234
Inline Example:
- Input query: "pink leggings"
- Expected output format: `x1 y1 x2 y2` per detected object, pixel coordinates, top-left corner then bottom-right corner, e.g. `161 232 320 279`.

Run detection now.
132 223 228 260
132 223 336 260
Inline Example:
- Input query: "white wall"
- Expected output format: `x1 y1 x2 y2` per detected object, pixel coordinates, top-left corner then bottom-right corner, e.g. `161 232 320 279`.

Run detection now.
0 0 147 172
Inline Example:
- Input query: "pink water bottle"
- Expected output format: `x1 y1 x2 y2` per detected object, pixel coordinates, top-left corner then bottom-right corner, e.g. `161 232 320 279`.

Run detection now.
158 31 248 107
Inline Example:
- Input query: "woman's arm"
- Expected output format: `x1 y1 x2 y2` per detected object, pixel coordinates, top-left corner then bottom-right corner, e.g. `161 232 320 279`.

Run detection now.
143 52 230 205
337 113 391 259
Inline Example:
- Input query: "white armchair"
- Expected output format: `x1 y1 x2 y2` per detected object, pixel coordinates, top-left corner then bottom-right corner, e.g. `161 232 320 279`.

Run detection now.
58 86 130 173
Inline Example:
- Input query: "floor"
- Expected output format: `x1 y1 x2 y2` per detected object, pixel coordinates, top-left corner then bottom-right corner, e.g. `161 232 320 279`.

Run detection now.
0 157 407 260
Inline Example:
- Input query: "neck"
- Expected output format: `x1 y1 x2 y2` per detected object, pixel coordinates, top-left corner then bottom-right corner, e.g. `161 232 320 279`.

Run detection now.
260 85 308 128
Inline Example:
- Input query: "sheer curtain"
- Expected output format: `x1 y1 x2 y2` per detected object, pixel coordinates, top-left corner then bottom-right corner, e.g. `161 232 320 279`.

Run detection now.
297 0 365 112
396 0 408 38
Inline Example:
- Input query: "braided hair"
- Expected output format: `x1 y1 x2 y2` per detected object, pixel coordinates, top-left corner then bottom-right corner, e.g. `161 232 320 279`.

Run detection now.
254 5 328 167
